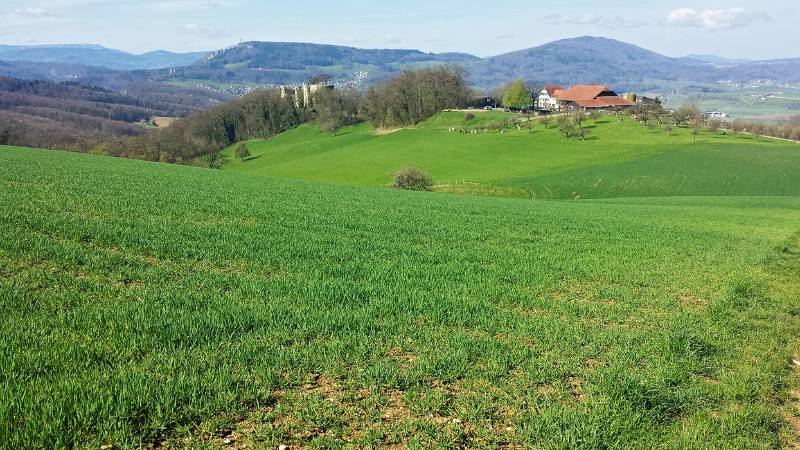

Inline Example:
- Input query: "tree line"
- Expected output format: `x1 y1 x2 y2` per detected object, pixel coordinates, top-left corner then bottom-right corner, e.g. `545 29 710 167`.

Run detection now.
359 65 471 128
0 76 235 153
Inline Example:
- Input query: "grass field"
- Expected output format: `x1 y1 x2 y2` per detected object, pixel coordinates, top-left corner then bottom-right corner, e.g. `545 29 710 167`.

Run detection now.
221 112 800 199
2 145 800 448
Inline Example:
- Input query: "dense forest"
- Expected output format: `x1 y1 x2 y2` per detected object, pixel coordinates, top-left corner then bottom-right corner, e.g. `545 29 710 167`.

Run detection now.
0 76 231 151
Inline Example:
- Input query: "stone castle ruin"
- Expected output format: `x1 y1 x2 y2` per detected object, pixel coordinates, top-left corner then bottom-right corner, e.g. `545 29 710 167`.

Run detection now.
278 84 334 108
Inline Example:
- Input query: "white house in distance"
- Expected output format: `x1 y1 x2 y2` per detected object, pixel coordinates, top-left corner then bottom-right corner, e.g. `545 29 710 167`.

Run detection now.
535 85 564 111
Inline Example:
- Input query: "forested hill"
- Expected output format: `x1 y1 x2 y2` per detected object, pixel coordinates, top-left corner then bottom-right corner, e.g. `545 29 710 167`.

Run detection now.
467 36 800 90
194 41 479 69
0 76 229 151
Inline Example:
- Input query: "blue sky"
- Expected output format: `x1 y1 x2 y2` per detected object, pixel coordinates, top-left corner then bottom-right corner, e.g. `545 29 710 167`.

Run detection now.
0 0 796 59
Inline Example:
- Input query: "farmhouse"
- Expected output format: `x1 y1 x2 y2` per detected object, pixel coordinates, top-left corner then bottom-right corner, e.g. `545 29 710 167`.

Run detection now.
555 84 634 110
535 85 564 111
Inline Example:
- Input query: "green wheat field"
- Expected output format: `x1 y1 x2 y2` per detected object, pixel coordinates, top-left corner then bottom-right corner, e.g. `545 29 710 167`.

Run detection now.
1 112 800 448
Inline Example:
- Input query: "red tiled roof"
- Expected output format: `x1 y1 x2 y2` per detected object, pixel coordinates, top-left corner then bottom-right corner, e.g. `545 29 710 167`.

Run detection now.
556 85 609 102
544 85 563 96
574 97 634 108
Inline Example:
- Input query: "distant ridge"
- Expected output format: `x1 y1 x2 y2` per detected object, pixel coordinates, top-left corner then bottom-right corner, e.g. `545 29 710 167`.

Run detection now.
1 37 799 92
0 44 209 71
465 36 800 90
684 54 753 65
193 41 480 70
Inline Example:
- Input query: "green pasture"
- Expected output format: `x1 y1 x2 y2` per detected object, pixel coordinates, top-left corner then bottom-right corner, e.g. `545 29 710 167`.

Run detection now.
222 112 800 199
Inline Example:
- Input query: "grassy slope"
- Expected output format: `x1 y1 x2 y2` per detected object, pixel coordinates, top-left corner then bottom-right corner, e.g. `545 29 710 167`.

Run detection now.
1 146 799 448
221 112 800 199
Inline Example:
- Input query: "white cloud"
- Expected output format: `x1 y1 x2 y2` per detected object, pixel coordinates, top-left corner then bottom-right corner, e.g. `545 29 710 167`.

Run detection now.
666 8 768 31
183 24 231 39
540 13 649 29
13 8 59 18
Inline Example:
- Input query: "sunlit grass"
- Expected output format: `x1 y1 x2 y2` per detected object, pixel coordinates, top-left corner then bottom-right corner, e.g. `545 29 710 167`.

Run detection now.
221 113 800 199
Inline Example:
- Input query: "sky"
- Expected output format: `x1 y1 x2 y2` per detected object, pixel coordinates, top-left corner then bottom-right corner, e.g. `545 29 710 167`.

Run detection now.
0 0 796 59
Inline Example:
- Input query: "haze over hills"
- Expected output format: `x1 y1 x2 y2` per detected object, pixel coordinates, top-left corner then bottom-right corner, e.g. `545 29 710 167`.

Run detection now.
2 37 800 94
0 44 209 71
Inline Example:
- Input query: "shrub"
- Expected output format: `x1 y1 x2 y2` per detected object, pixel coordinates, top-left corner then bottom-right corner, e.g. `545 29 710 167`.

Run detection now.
391 165 434 191
464 113 475 122
235 142 251 161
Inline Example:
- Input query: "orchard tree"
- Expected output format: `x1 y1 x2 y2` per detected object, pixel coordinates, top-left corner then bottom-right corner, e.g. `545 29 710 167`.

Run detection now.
555 114 576 138
674 104 701 127
707 119 722 135
570 110 585 128
690 119 702 143
578 125 591 141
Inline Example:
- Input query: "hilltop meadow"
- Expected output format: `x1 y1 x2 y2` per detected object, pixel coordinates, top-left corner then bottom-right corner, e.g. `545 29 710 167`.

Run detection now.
222 111 800 199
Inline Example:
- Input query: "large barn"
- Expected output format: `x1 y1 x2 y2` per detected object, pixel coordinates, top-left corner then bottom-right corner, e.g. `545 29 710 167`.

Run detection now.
554 85 634 110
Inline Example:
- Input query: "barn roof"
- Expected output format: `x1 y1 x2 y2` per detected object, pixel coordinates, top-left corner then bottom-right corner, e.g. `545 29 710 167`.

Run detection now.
555 85 610 102
543 85 563 96
574 97 635 108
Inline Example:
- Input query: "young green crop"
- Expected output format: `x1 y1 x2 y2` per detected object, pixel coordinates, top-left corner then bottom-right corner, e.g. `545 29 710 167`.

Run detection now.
1 146 799 448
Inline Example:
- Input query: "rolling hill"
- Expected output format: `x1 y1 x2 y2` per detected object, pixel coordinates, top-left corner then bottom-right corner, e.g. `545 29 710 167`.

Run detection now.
467 37 800 90
0 75 233 151
0 59 115 82
0 44 208 71
1 145 799 447
468 36 696 89
221 111 800 199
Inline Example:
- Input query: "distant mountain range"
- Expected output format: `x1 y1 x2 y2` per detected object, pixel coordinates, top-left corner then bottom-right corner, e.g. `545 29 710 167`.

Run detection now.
1 37 799 93
0 44 208 71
